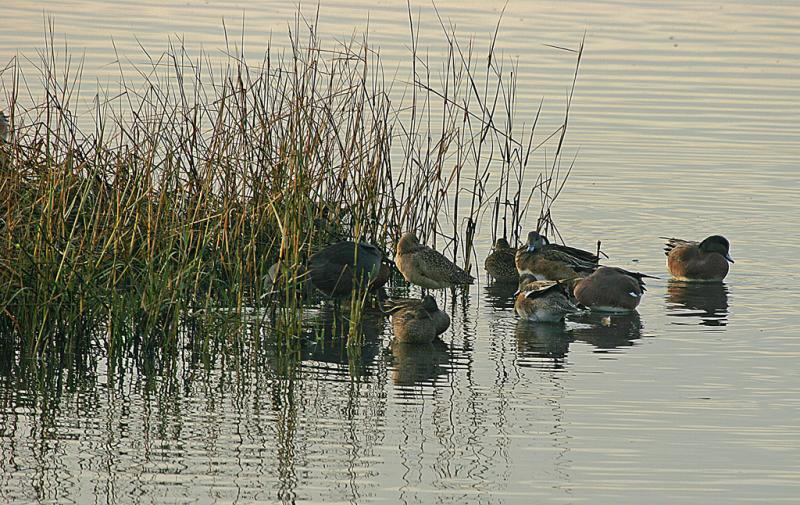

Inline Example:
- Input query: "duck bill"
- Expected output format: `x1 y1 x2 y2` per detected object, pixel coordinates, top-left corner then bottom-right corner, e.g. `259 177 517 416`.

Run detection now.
724 253 734 263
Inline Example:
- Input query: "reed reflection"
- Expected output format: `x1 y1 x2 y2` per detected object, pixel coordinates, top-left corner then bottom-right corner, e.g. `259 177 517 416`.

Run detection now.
301 306 386 377
514 320 572 368
666 280 729 327
484 281 518 311
570 312 644 351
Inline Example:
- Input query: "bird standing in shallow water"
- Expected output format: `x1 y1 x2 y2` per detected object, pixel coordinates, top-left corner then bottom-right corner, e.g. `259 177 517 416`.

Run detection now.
386 295 451 344
307 240 383 299
662 235 733 281
514 274 579 323
484 238 519 282
395 232 474 290
515 231 598 281
573 266 656 313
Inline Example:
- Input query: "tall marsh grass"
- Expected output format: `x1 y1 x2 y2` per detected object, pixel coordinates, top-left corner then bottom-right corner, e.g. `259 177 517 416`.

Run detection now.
0 12 582 367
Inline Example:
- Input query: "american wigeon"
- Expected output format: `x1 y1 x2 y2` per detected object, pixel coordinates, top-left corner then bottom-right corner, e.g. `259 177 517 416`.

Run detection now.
514 274 579 322
386 295 451 344
395 232 474 289
662 235 733 281
515 231 599 281
308 240 383 298
573 266 656 313
484 238 519 282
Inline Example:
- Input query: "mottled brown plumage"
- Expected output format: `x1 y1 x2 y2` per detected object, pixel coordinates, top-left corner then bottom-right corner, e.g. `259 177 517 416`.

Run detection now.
484 238 519 282
395 232 474 289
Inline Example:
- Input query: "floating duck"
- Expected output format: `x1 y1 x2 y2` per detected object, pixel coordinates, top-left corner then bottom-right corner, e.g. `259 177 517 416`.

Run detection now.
514 275 579 322
662 235 733 281
573 266 656 313
386 295 451 344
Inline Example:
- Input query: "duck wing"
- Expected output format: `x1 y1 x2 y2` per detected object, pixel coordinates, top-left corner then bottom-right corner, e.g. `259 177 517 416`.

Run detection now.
383 297 421 314
660 237 696 256
540 246 598 273
416 245 475 284
516 279 562 299
607 266 659 291
551 243 600 264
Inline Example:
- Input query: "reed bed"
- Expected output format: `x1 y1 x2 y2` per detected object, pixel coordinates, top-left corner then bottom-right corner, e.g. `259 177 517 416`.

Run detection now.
0 12 582 370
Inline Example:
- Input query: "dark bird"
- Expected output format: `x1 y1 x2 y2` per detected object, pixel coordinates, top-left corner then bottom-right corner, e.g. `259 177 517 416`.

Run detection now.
308 240 384 298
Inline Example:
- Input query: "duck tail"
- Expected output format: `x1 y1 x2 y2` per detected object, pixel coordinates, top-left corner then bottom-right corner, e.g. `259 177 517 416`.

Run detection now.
660 236 689 256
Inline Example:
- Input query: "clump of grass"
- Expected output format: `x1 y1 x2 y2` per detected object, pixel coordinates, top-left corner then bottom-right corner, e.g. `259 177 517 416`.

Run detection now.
0 11 582 368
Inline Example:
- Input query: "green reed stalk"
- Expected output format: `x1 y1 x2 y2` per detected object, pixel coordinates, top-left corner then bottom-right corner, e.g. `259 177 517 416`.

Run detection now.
0 11 582 371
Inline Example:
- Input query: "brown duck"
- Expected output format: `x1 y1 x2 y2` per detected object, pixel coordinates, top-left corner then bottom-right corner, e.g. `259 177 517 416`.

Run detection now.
573 266 657 313
515 231 599 281
662 235 733 281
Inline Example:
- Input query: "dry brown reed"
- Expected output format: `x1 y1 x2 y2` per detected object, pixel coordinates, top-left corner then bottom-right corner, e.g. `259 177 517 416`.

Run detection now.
0 12 583 369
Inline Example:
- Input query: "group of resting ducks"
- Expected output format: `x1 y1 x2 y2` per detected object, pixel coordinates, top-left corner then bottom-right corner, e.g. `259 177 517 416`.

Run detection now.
297 230 734 346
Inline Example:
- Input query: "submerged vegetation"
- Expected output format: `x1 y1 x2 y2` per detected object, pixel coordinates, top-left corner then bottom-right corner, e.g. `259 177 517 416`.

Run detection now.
0 12 582 372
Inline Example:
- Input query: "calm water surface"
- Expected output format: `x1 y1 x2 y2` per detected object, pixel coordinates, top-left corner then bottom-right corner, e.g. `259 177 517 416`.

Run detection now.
1 1 799 503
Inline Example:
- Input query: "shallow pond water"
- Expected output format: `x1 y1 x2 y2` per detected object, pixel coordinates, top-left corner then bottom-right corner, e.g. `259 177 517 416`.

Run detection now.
1 1 799 503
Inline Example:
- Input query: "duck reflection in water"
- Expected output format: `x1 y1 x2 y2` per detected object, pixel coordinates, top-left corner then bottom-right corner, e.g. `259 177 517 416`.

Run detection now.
300 305 385 375
570 311 644 351
514 319 572 368
666 280 729 327
388 339 452 386
484 282 518 311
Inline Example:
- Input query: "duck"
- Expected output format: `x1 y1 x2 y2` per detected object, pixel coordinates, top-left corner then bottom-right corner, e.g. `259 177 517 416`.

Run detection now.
484 238 519 282
515 230 599 281
662 235 733 281
307 240 383 298
395 232 474 290
514 274 579 322
386 295 451 344
573 266 657 313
